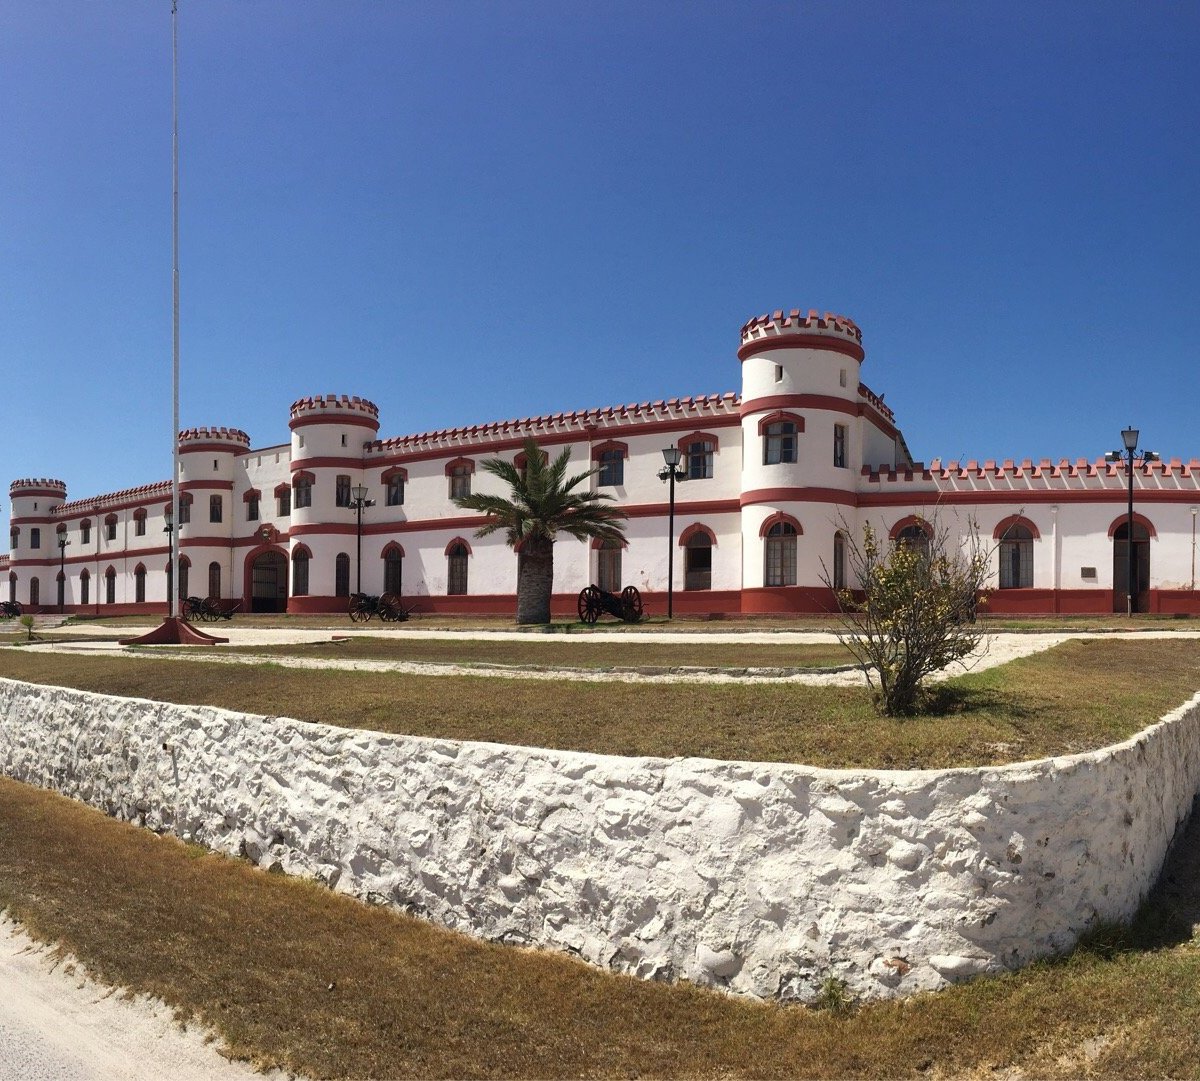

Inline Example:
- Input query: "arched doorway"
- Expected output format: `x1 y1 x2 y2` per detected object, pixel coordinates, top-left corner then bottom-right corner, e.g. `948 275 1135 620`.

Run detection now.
1112 521 1150 613
249 550 288 613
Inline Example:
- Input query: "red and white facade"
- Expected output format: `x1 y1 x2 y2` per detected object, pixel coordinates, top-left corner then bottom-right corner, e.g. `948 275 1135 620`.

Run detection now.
7 309 1200 617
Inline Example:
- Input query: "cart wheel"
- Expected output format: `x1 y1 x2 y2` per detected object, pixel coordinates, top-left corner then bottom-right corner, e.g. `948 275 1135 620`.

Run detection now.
202 598 222 623
621 585 643 622
378 592 399 622
349 595 372 622
577 585 601 625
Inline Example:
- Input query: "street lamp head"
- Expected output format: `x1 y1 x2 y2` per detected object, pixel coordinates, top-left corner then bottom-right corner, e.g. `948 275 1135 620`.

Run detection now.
1121 426 1139 452
351 484 369 502
1143 450 1160 463
1104 451 1122 463
661 446 681 469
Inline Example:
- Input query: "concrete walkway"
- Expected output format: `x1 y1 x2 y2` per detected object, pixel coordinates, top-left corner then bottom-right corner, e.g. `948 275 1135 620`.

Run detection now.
18 625 1200 687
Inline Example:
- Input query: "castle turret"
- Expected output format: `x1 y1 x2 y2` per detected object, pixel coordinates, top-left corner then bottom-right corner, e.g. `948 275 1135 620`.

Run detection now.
7 478 67 609
177 427 250 545
737 310 865 611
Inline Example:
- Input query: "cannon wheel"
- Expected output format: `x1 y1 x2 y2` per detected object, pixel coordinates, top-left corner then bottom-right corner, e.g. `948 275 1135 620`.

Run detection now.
201 597 222 623
577 585 602 625
378 592 400 623
348 594 373 622
620 585 643 623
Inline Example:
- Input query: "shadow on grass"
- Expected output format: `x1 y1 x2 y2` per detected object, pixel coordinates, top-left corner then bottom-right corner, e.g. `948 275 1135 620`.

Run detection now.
918 683 1038 723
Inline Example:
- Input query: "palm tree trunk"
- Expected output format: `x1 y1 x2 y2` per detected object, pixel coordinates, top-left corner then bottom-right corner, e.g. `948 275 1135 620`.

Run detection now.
516 539 555 624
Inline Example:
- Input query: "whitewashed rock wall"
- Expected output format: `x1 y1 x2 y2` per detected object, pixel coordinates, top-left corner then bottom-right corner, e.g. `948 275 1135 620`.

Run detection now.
2 676 1199 1002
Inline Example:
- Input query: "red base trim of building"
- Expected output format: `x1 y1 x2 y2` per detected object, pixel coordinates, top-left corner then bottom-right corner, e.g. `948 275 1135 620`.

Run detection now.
119 616 228 646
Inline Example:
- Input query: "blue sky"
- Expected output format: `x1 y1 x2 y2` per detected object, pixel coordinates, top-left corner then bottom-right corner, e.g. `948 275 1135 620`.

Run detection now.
2 1 1197 508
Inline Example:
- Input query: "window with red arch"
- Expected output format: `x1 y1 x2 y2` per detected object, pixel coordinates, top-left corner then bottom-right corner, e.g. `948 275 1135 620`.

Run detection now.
382 467 407 507
680 524 716 591
446 537 471 595
759 412 804 465
291 544 311 596
104 513 118 542
446 458 474 500
80 519 91 545
382 542 405 595
678 432 719 480
591 441 628 488
133 507 148 537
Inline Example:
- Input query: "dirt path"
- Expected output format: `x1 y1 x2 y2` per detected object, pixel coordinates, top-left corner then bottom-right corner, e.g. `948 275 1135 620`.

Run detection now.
0 918 284 1081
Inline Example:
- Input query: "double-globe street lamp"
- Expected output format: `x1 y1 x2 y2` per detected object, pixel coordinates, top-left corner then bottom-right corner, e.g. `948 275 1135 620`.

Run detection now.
657 447 688 619
349 484 376 595
1104 426 1159 617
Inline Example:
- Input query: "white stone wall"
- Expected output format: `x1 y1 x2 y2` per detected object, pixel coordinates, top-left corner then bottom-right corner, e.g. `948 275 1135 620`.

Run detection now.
3 676 1199 1003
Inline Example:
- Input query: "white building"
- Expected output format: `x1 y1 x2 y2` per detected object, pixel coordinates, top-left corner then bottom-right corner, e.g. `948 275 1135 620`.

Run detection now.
6 308 1200 618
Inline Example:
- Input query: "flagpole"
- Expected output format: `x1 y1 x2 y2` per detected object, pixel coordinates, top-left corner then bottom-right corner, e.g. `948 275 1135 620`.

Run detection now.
170 0 180 620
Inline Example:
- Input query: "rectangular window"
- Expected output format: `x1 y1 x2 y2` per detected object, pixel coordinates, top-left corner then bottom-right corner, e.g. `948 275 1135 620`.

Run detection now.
80 574 89 606
686 441 714 480
80 523 91 545
105 521 116 541
209 495 223 523
292 555 309 596
247 496 259 522
294 481 311 509
277 490 291 517
598 450 624 487
386 476 405 506
335 475 351 508
135 516 146 536
178 499 190 525
833 424 847 469
30 528 40 549
450 469 471 500
763 422 798 465
105 574 115 605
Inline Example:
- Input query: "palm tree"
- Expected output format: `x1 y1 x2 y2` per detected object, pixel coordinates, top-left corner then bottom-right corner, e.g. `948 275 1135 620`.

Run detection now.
453 437 628 625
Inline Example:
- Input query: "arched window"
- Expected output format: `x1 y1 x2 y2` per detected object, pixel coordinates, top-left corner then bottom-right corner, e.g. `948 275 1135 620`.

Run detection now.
30 528 41 550
383 468 407 507
383 545 404 595
447 542 469 595
449 464 473 500
335 553 351 597
104 567 116 605
292 548 310 596
104 514 118 541
895 524 931 559
833 531 847 591
684 531 713 591
208 561 221 599
179 557 190 601
8 527 17 548
764 521 798 586
79 568 90 607
80 519 91 545
177 495 191 525
29 577 39 606
684 438 715 480
209 495 223 523
597 539 622 592
133 508 147 536
998 524 1034 589
134 565 147 604
762 420 799 465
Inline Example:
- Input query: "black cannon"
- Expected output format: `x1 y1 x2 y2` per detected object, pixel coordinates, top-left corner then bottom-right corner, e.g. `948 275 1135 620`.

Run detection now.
183 596 239 622
348 592 408 623
577 584 643 625
0 601 22 619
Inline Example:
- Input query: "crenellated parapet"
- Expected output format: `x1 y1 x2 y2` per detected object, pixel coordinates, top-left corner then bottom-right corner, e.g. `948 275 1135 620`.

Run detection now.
366 393 740 457
9 478 66 499
178 427 251 452
738 308 864 362
56 480 172 516
289 394 380 431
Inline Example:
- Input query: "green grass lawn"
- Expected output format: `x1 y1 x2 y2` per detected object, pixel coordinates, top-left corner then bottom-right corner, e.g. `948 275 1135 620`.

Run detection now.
1 638 1197 768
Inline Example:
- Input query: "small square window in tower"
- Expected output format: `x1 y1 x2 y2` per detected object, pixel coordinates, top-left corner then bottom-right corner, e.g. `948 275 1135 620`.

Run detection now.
335 475 352 508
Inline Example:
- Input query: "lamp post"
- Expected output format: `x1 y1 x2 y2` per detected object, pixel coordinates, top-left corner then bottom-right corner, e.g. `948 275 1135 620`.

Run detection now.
657 447 687 619
57 535 70 613
1105 426 1159 616
349 485 376 595
163 504 175 610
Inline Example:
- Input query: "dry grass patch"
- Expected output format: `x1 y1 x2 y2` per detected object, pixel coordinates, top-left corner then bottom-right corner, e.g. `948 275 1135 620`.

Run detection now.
5 777 1200 1078
1 639 1197 768
189 636 856 670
